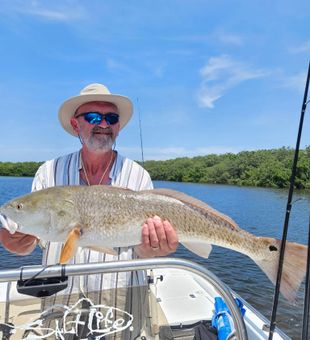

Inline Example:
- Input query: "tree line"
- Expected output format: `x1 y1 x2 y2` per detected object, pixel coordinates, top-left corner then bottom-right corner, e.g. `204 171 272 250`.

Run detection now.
0 147 309 189
0 162 43 177
142 147 310 189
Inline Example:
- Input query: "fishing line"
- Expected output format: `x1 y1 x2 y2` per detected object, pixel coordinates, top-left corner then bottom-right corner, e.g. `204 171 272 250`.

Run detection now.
292 197 305 205
17 263 68 298
136 97 145 165
21 264 56 286
268 61 310 340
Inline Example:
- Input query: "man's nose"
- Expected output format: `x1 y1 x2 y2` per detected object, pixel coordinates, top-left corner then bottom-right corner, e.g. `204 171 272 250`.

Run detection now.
98 117 109 128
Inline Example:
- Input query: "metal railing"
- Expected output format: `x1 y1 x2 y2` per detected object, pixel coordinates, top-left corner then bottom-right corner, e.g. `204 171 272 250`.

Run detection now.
0 257 248 339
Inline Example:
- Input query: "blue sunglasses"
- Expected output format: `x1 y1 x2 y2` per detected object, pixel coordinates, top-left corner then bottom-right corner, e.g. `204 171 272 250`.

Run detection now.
76 112 119 125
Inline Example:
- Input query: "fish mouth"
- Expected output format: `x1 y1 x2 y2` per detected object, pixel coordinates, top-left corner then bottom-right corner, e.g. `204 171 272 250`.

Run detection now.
0 214 19 234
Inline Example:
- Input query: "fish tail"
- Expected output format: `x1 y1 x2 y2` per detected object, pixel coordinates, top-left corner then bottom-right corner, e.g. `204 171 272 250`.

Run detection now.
253 237 307 301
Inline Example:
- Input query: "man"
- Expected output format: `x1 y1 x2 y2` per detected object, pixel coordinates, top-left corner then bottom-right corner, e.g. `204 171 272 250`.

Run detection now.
0 83 178 339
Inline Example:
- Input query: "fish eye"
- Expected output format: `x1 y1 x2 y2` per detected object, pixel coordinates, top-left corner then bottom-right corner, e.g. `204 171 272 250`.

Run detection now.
16 203 23 210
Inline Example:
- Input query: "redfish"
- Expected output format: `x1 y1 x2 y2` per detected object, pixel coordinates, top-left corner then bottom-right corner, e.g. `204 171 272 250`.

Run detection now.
0 185 307 301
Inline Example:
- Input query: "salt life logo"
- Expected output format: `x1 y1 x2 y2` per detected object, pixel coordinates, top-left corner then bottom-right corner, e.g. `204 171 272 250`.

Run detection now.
1 297 134 339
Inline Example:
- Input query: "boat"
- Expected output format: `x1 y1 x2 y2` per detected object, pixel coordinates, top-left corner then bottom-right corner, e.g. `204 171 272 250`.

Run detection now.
0 257 290 339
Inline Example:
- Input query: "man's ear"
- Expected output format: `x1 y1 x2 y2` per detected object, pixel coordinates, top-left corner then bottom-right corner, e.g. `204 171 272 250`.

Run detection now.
70 117 80 134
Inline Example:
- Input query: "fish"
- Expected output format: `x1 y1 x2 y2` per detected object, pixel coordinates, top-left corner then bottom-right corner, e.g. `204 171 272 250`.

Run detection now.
0 185 307 301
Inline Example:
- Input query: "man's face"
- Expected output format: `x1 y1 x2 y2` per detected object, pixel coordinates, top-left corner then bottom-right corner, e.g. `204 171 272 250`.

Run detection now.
71 101 120 152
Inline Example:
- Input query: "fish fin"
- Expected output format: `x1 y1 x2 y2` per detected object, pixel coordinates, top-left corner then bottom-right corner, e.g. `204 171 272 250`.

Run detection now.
60 226 82 264
182 242 212 259
85 246 117 256
253 237 307 302
148 188 238 231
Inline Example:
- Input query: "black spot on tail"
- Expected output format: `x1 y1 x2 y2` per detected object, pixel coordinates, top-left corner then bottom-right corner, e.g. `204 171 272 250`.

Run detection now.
269 245 278 252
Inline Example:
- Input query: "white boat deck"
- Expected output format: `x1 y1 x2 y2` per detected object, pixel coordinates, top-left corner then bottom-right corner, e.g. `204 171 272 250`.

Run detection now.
149 268 215 325
149 268 290 340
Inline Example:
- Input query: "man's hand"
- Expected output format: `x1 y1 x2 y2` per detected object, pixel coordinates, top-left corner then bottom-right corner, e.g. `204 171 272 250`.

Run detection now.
134 216 178 258
0 229 38 255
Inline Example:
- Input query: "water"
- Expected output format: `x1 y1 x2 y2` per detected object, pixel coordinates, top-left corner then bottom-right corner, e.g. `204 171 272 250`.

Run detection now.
0 177 43 267
0 176 309 339
154 181 310 340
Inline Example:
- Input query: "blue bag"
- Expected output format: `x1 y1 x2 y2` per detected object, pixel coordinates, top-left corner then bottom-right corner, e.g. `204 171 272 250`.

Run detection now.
212 297 245 340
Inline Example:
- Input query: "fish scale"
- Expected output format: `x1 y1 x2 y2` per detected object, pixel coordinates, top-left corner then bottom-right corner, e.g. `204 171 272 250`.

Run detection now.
0 184 307 301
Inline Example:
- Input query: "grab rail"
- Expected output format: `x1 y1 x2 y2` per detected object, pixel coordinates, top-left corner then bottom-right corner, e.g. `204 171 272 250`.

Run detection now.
0 257 248 339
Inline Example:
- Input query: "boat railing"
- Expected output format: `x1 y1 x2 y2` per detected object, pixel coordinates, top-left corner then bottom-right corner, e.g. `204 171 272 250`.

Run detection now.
0 257 248 339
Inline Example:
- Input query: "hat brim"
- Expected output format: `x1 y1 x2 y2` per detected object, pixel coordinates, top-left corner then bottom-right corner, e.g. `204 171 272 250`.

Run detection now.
58 93 133 136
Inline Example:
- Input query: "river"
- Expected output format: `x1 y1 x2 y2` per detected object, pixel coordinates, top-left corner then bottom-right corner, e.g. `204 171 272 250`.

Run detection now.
0 176 309 339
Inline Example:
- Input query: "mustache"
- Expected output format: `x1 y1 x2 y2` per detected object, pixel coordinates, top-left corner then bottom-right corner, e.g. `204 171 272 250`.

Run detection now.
91 126 113 134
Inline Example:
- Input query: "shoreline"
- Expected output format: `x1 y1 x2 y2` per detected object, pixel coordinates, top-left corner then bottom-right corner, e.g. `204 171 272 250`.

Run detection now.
1 175 309 192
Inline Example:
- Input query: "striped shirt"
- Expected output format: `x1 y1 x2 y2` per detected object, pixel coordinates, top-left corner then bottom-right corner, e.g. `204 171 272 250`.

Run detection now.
32 150 153 339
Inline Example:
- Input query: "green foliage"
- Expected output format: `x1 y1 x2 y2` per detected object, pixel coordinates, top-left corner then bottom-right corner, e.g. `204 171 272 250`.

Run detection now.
0 162 42 177
143 147 310 189
2 147 310 189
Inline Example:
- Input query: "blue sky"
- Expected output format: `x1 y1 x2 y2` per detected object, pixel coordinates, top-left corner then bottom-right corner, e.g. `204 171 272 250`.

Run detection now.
0 0 309 162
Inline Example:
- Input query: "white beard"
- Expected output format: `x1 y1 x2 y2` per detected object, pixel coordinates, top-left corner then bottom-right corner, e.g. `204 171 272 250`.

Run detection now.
83 133 114 152
79 126 117 152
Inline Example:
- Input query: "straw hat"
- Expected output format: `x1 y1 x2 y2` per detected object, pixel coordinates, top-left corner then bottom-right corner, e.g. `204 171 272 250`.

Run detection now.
58 83 133 136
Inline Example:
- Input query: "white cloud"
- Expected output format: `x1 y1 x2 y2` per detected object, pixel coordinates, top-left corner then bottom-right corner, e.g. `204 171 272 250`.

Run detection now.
161 30 243 47
282 71 308 92
0 145 78 162
152 64 166 78
119 145 242 161
217 33 244 46
289 41 310 54
197 55 268 108
162 34 210 43
1 1 87 22
0 143 241 162
197 89 222 109
23 8 72 21
106 58 132 72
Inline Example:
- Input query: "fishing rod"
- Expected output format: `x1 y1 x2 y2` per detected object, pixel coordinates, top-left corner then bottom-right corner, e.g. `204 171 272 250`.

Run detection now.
302 214 310 339
268 61 310 340
136 98 145 165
